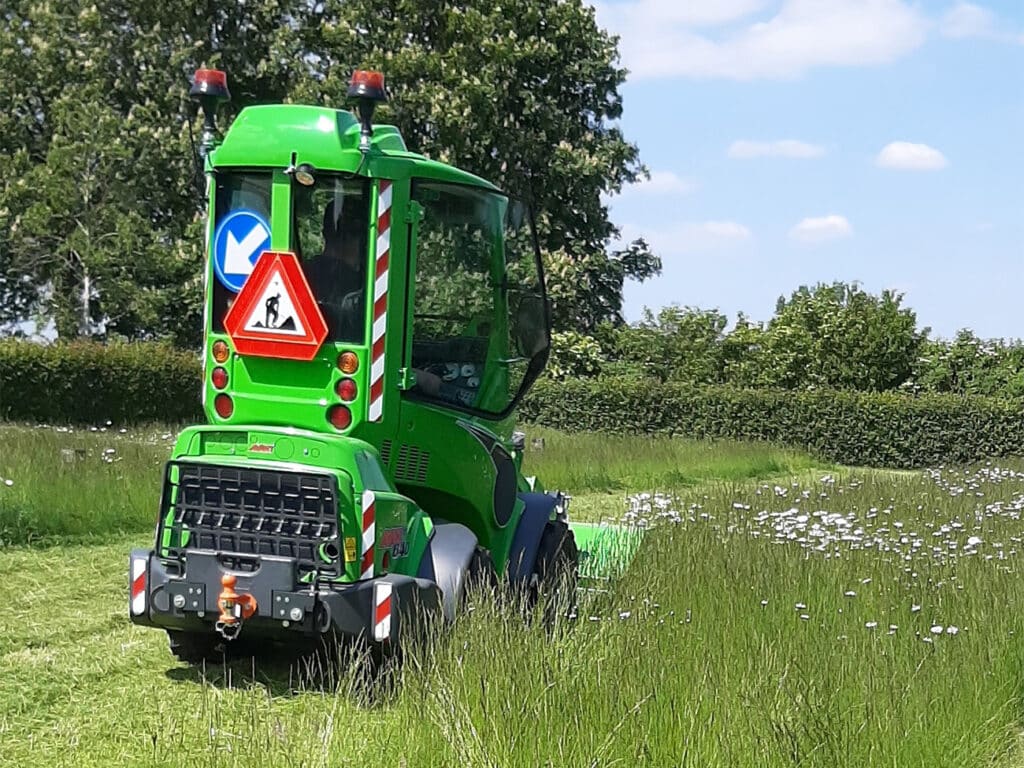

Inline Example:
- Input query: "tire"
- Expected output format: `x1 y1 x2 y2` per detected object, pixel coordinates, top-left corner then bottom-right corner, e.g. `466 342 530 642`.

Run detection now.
531 520 579 624
465 546 498 597
166 629 222 664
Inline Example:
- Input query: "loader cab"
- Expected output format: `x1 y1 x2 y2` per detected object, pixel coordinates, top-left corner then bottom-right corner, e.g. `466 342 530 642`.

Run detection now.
201 103 549 450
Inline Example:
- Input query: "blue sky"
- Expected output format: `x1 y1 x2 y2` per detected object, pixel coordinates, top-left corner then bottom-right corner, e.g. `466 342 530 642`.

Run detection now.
595 0 1024 340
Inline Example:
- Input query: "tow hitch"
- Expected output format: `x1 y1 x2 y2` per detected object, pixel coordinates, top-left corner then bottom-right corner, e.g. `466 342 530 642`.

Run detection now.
216 574 257 640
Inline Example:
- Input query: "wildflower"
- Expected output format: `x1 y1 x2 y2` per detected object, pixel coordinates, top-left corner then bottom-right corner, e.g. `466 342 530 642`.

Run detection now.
911 604 922 613
946 626 959 635
865 621 878 629
844 591 856 597
930 625 943 635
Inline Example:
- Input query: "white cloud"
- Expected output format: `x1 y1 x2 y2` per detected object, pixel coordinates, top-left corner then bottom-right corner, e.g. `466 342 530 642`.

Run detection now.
594 0 928 80
939 2 1024 43
940 2 997 39
621 171 698 196
616 0 770 28
876 141 948 170
789 214 852 243
625 220 753 255
728 140 826 159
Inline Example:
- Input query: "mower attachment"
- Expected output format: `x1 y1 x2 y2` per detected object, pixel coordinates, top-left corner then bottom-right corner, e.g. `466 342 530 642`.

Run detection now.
569 522 645 586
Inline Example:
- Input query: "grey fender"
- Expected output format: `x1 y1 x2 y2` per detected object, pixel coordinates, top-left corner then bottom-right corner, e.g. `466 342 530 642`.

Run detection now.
417 521 478 622
506 493 559 586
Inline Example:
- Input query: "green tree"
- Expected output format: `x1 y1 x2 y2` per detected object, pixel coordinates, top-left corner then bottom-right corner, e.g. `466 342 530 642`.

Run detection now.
301 0 660 332
2 0 654 341
613 306 729 384
0 0 314 344
742 282 927 392
908 331 1024 398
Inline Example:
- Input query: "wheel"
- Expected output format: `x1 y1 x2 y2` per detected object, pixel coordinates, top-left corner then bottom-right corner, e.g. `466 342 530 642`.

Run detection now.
465 546 498 596
166 629 222 664
531 520 579 624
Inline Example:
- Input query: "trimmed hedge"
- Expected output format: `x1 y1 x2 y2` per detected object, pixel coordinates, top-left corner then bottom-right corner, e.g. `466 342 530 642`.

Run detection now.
3 341 1023 468
521 378 1024 469
0 340 203 425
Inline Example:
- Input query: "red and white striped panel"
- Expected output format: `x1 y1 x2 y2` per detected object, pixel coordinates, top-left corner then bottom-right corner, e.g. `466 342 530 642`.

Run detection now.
361 490 376 580
368 179 392 422
373 582 393 642
130 555 147 616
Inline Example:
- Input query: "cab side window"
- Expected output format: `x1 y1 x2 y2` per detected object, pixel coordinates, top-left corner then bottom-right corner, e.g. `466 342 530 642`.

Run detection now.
410 183 502 412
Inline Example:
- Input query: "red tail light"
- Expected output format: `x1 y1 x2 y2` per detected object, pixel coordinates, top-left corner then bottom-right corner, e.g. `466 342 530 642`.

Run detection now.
211 367 228 389
327 405 352 430
336 378 357 402
214 394 234 419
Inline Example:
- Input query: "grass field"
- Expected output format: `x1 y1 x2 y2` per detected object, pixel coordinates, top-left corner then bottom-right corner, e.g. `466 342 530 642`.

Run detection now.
3 423 1024 766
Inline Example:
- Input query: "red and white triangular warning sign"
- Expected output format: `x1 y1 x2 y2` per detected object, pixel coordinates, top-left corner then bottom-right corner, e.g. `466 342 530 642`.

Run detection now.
223 251 328 360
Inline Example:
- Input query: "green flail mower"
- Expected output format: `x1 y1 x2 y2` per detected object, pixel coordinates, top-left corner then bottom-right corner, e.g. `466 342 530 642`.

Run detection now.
128 68 642 662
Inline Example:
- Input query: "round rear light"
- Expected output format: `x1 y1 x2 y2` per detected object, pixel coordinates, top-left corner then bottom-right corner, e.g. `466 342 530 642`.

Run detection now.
211 367 228 389
336 378 357 402
327 405 352 430
212 340 230 363
337 351 359 374
214 394 234 419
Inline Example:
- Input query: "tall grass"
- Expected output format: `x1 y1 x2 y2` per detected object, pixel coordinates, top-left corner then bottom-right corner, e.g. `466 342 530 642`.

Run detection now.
3 460 1024 766
0 423 824 543
0 424 171 544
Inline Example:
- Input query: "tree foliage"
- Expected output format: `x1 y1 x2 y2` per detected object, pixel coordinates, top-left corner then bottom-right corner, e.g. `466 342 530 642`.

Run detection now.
574 282 967 397
906 330 1024 398
1 0 657 342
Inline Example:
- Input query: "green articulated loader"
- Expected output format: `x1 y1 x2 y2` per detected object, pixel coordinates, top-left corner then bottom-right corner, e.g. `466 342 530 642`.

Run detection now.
128 68 638 662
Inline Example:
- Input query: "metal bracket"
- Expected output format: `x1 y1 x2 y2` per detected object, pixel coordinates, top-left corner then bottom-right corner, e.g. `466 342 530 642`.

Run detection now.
398 367 417 391
405 200 424 224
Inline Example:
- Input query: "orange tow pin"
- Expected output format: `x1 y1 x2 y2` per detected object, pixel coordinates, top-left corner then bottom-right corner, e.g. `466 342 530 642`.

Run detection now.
217 573 257 625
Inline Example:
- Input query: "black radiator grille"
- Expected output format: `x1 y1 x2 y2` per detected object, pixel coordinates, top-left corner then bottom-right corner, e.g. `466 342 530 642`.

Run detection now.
159 462 341 578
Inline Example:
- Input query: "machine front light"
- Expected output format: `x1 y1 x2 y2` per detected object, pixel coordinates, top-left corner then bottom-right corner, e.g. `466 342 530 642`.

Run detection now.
294 163 316 186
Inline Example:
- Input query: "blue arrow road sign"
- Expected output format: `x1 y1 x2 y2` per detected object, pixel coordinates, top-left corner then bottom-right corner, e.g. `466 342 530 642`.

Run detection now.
213 209 272 292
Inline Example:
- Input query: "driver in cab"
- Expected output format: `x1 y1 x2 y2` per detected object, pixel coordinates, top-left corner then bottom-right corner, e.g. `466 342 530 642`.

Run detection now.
306 199 367 340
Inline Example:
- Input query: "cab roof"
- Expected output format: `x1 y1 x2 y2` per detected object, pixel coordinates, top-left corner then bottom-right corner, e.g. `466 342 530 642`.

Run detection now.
210 104 498 191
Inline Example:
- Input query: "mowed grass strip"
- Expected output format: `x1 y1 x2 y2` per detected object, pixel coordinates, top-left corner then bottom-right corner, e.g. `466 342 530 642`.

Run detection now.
4 461 1024 765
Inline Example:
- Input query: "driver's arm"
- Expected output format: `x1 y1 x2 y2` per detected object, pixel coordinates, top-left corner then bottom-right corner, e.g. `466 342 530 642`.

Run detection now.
411 368 475 407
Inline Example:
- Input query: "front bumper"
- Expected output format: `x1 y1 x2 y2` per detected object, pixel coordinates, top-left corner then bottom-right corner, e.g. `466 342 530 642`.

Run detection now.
128 548 441 644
